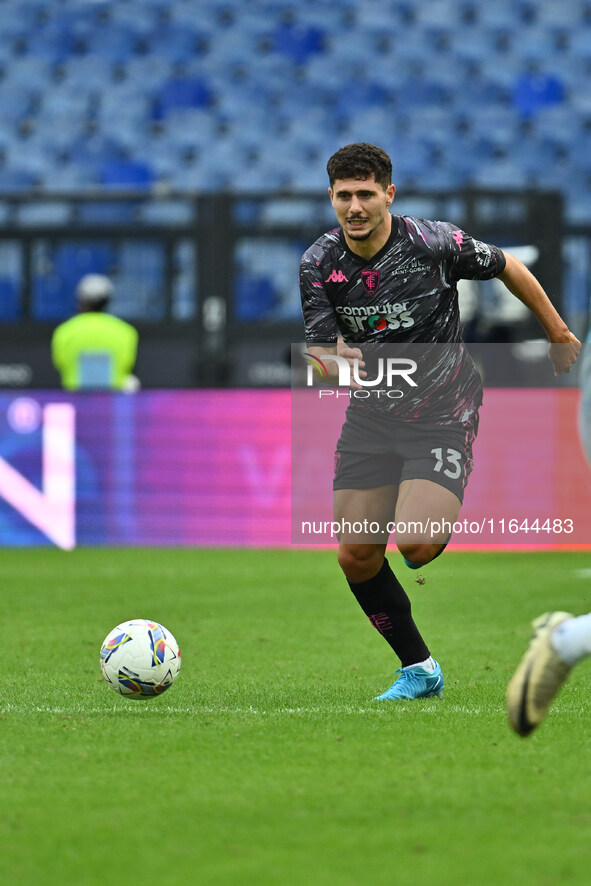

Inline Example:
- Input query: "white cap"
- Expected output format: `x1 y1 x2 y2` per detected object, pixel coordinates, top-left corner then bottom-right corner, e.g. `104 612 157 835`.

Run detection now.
76 274 114 304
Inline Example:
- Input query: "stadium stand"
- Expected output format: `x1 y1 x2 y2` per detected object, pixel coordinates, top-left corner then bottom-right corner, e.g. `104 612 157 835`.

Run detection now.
0 0 589 327
0 0 586 217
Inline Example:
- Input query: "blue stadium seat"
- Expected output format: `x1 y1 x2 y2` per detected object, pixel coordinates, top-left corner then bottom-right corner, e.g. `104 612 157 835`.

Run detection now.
531 104 579 139
235 276 277 321
515 26 565 65
469 158 529 189
107 2 161 38
114 243 167 317
355 2 410 30
271 21 326 64
22 17 77 63
0 168 38 192
143 23 205 66
324 29 382 66
569 28 591 63
395 76 453 110
32 274 74 321
54 243 115 283
333 79 391 119
5 139 53 180
563 174 591 224
512 71 566 117
0 277 20 320
42 164 97 193
166 159 229 193
172 274 197 321
119 242 164 275
66 133 125 175
100 159 154 189
111 274 162 319
0 88 39 127
82 25 139 62
471 5 524 28
152 75 215 119
535 0 584 27
4 55 56 88
122 55 174 91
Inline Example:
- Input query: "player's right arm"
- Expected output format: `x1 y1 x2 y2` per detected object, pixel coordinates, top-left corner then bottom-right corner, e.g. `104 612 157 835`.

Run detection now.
305 341 366 387
300 245 365 384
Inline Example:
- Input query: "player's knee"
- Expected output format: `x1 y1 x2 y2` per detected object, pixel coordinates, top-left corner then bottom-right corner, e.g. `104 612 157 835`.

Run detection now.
398 542 442 567
338 544 384 583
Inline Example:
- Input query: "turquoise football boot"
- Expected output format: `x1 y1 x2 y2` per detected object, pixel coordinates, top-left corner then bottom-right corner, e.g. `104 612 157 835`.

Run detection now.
375 660 444 700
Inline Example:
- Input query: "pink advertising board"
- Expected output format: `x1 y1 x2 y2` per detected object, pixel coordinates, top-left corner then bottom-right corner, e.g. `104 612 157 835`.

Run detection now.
0 389 589 549
291 386 591 548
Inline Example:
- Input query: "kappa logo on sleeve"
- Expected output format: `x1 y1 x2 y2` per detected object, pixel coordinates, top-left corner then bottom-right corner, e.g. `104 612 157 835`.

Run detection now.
325 269 349 283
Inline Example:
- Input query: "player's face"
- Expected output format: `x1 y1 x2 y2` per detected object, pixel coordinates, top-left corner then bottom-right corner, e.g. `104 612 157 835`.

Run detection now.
329 176 395 248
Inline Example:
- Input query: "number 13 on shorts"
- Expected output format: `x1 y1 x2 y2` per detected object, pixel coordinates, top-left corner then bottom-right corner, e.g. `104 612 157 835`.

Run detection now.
431 447 462 479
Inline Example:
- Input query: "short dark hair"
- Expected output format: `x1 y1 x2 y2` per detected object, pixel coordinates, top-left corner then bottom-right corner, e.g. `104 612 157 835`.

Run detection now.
326 143 392 189
86 298 110 312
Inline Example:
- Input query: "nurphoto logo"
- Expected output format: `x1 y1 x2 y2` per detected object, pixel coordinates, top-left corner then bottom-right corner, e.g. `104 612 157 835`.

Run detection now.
303 353 418 388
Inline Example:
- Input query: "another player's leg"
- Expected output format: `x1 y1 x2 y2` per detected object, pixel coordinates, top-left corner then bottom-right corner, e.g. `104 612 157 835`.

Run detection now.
335 485 443 700
393 478 461 568
507 611 591 736
578 340 591 469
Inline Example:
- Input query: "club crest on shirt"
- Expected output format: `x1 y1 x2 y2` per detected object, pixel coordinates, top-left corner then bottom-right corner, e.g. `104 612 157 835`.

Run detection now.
361 268 380 294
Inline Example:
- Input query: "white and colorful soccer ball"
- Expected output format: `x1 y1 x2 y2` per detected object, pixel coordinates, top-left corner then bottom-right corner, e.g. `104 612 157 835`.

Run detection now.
100 619 181 699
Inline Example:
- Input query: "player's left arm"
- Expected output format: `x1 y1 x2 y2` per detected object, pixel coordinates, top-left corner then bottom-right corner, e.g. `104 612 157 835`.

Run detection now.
497 251 581 375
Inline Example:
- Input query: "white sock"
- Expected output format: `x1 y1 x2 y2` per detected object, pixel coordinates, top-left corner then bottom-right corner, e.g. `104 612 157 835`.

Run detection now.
550 614 591 666
408 656 436 672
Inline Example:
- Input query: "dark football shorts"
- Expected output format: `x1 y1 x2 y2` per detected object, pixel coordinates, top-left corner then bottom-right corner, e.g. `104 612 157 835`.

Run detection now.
333 405 479 503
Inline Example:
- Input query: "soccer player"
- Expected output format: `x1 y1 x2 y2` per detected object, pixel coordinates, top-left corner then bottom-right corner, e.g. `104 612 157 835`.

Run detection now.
507 611 591 736
578 330 591 468
299 142 580 701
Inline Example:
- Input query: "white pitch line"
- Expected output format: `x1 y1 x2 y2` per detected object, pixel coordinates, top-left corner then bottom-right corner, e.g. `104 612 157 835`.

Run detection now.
0 704 492 716
574 568 591 578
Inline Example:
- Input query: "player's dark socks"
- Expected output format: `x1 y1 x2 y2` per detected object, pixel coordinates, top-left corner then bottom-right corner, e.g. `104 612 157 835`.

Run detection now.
346 557 430 667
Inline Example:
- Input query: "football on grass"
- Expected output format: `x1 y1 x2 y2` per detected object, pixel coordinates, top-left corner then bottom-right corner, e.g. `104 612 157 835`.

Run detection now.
100 619 181 699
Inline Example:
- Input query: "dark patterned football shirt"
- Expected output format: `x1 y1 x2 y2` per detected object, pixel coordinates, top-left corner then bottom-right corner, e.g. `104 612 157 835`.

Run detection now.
300 214 506 423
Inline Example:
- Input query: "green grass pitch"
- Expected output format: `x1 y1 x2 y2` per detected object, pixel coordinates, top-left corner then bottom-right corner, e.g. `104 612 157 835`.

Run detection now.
2 547 591 885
